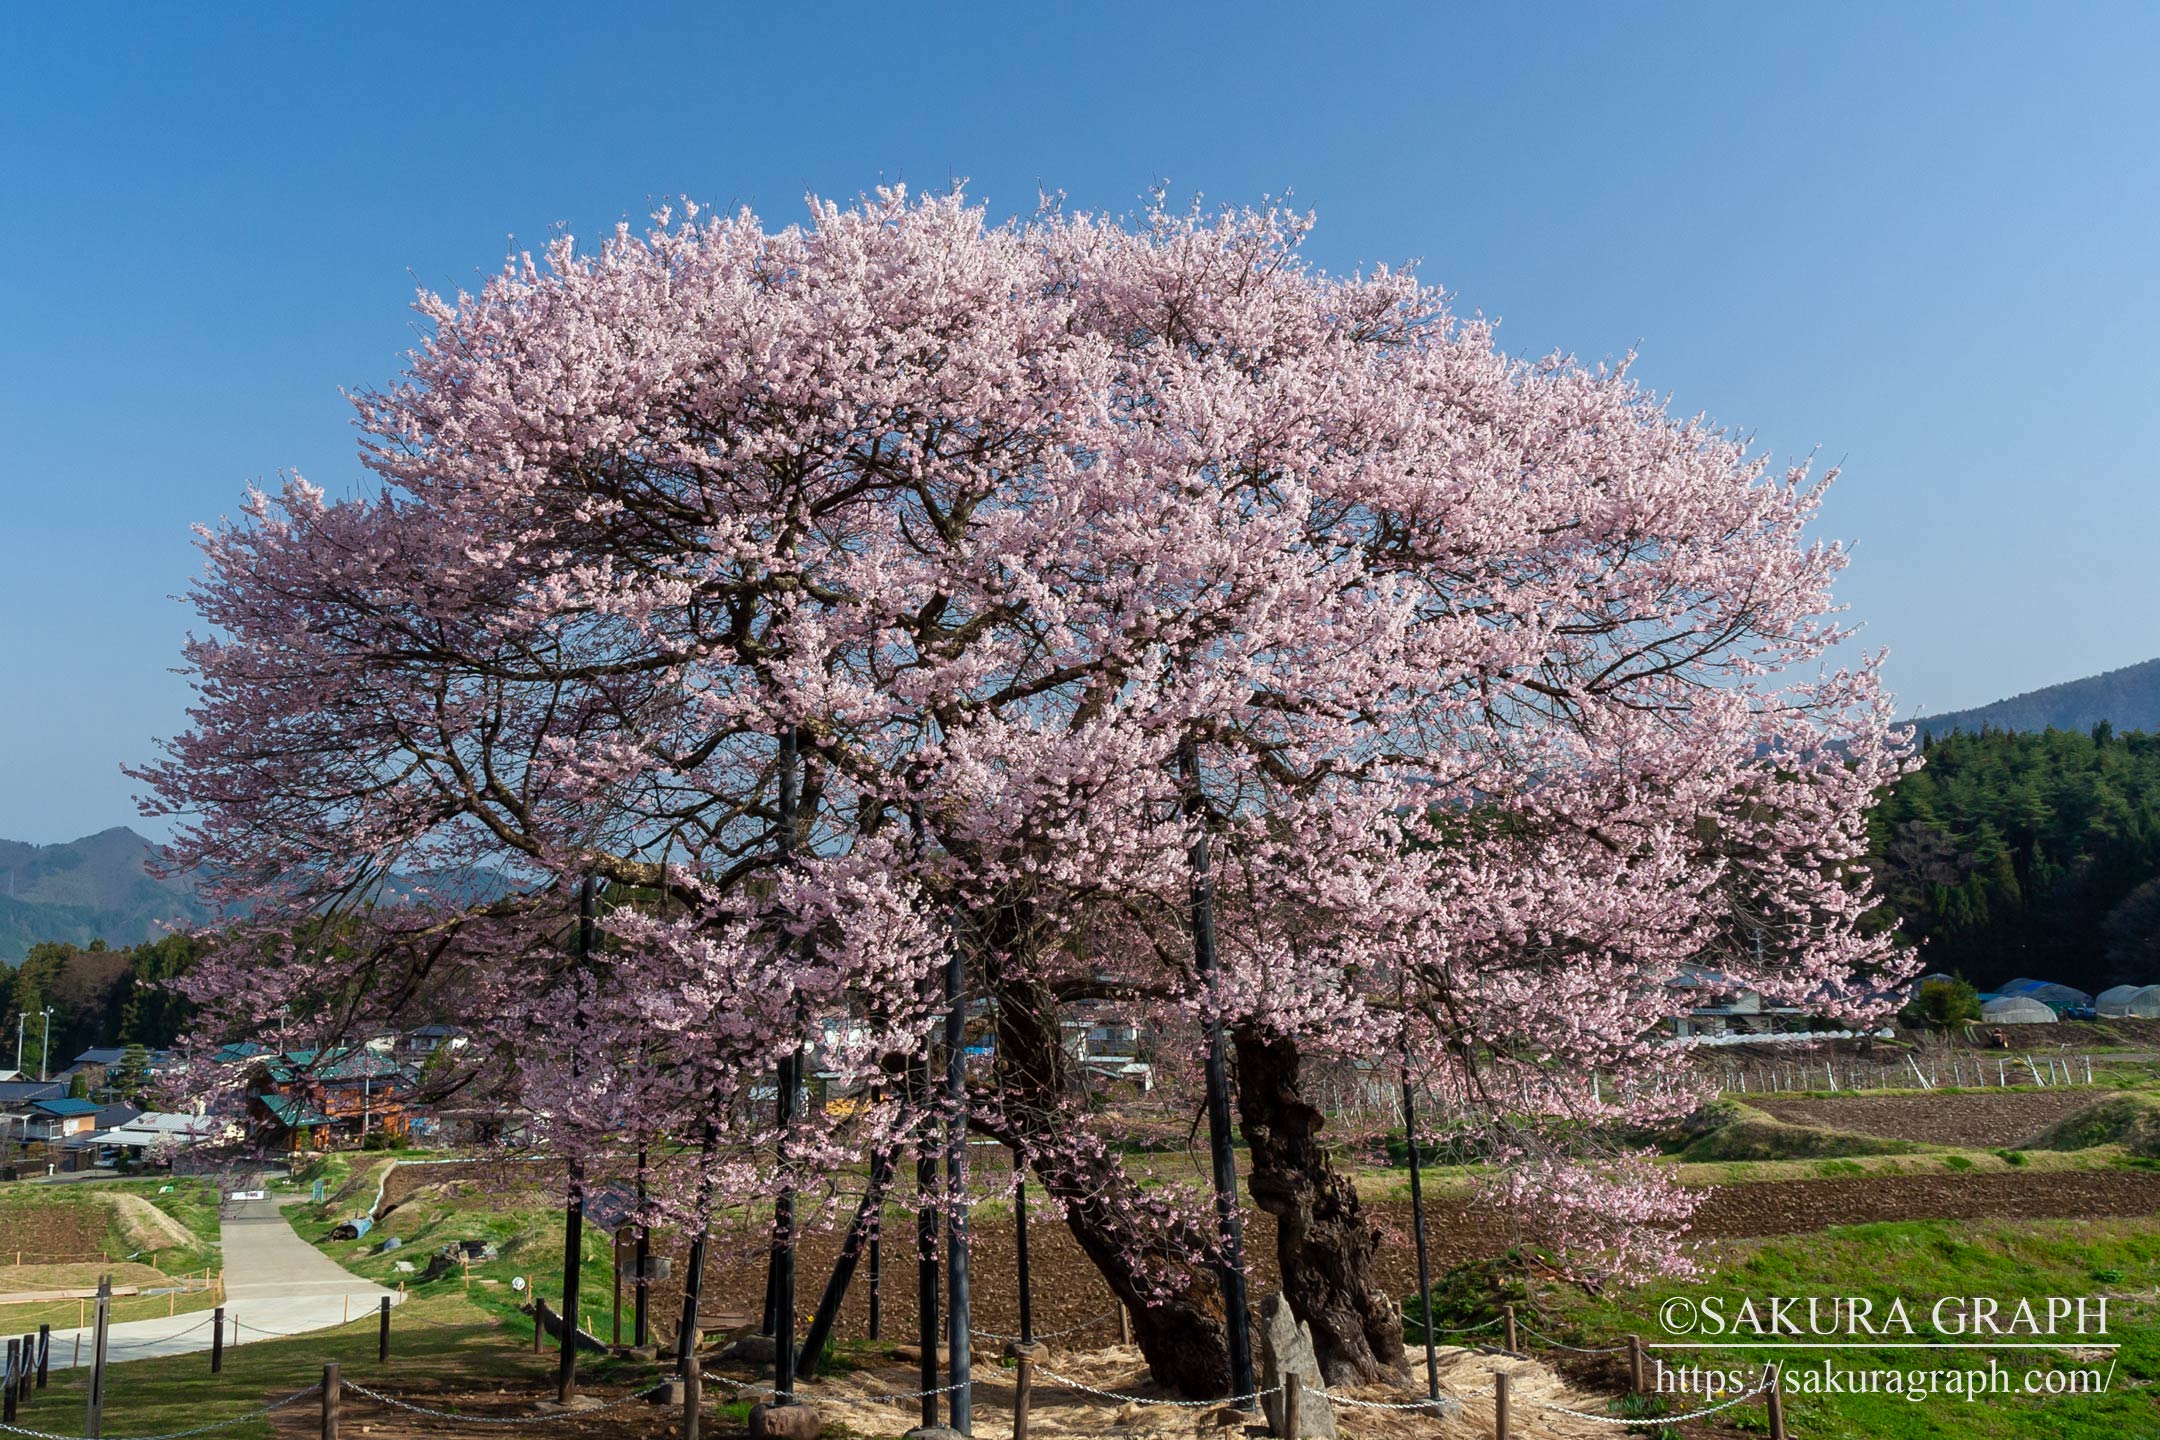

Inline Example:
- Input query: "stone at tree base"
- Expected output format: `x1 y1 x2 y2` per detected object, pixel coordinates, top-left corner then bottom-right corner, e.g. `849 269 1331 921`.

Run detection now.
747 1399 820 1439
1258 1292 1337 1439
902 1428 964 1440
722 1333 778 1363
891 1342 951 1365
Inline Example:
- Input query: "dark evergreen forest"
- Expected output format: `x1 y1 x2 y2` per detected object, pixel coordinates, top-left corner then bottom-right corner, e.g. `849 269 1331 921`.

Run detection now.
1870 725 2160 994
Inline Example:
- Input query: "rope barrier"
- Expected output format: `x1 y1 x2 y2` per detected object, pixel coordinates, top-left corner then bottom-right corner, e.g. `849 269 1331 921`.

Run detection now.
229 1314 380 1340
0 1385 321 1440
1403 1314 1501 1337
99 1319 223 1355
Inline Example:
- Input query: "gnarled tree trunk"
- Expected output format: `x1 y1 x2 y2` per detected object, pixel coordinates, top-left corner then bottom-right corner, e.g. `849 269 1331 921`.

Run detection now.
984 960 1232 1396
1233 1024 1407 1385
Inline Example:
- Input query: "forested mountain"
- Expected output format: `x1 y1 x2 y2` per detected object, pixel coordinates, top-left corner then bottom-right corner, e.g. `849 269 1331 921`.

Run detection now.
1912 657 2160 739
1869 726 2160 993
0 827 210 962
0 934 199 1076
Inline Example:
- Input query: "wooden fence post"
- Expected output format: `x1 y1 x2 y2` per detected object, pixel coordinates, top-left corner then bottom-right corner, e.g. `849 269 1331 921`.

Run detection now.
533 1297 546 1354
321 1363 340 1440
6 1339 19 1426
1011 1345 1038 1440
1628 1333 1643 1392
211 1305 225 1373
1281 1370 1301 1439
1493 1370 1510 1440
86 1274 110 1439
680 1353 700 1440
1764 1362 1785 1440
378 1297 390 1363
36 1323 49 1388
1502 1303 1518 1354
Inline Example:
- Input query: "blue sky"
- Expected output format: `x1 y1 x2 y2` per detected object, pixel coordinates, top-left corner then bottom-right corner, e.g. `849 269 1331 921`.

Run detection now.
3 4 2156 843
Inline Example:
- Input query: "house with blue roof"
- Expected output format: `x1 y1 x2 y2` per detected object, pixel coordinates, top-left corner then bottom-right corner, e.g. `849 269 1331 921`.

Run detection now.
23 1096 102 1144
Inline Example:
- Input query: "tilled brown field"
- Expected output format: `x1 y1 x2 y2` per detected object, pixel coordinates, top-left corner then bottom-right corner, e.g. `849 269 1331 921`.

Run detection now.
634 1168 2160 1350
1751 1088 2103 1147
378 1154 2160 1349
0 1197 110 1264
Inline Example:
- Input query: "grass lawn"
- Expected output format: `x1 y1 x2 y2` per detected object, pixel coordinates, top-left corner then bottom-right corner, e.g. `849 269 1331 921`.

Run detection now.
21 1291 728 1440
1506 1218 2160 1440
0 1283 222 1331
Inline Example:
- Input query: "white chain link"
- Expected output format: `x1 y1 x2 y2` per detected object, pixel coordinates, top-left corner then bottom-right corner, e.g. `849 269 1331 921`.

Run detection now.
0 1384 321 1440
1532 1380 1771 1425
1513 1321 1631 1355
1036 1368 1280 1410
343 1380 669 1424
974 1308 1121 1343
1329 1391 1473 1411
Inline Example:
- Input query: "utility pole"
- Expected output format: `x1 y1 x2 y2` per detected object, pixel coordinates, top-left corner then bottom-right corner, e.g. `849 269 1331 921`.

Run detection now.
39 1010 53 1083
1178 738 1255 1406
557 875 597 1405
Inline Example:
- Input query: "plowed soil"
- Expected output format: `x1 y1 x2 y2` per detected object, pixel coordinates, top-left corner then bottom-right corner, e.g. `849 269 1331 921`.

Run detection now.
0 1198 109 1264
1751 1089 2102 1147
633 1169 2160 1354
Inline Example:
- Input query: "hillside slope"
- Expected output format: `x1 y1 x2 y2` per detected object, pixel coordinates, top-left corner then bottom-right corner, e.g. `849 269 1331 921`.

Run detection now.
0 827 209 961
1913 657 2160 738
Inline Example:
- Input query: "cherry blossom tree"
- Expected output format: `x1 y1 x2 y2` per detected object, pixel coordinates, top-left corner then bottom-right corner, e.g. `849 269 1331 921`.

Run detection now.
138 186 1911 1397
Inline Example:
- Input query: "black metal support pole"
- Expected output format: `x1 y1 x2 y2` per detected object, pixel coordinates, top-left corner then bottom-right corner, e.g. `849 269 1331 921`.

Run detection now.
914 1054 940 1429
770 727 801 1402
944 939 973 1432
633 1146 651 1349
676 1211 709 1375
906 799 942 1431
557 875 596 1406
1013 1144 1033 1346
795 1146 899 1377
1401 1071 1439 1403
774 1049 799 1397
558 1172 584 1401
867 1134 883 1341
1179 739 1255 1406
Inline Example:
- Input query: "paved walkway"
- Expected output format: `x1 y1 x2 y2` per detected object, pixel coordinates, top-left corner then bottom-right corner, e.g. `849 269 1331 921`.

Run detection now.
47 1178 402 1370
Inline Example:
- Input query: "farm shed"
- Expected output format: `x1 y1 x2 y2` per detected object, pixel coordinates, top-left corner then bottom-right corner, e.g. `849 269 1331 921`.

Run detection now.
2097 985 2160 1018
1981 994 2059 1024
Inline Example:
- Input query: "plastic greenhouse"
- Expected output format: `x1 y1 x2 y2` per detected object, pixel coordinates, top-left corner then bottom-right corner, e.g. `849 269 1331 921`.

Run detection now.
1980 994 2059 1024
2096 985 2160 1019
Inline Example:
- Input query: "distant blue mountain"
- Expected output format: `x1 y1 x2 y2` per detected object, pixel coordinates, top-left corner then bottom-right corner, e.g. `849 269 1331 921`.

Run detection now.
0 827 514 963
1912 657 2160 740
0 827 210 962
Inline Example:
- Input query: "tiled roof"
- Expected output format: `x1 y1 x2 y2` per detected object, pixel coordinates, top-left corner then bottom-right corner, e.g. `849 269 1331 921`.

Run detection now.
258 1094 335 1128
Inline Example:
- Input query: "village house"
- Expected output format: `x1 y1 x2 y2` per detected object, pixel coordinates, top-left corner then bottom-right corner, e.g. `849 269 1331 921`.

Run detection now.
245 1047 419 1152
